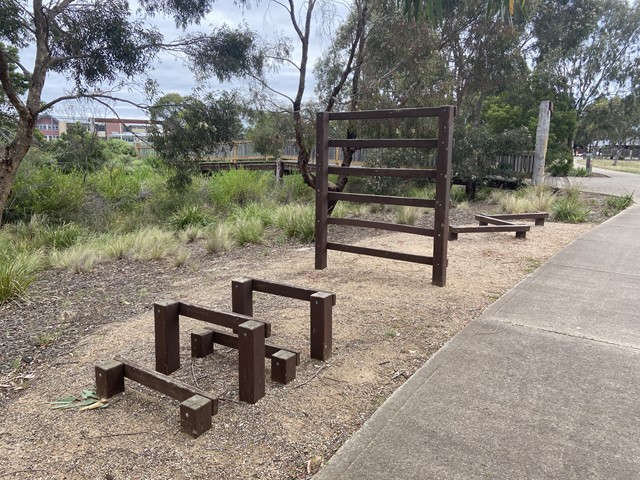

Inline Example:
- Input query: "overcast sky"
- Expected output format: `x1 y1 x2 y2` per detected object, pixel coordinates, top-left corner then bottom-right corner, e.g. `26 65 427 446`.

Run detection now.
20 0 347 119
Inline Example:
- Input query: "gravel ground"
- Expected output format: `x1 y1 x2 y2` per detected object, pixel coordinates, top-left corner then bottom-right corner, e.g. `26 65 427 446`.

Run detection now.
0 199 606 479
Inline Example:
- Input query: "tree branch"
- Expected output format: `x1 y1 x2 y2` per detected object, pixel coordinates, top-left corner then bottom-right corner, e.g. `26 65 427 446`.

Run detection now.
0 48 28 118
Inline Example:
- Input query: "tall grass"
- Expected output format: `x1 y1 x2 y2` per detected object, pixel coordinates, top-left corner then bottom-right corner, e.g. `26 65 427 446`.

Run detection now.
0 252 41 304
274 204 315 242
209 169 271 209
205 223 233 254
232 217 264 245
395 206 422 225
522 185 557 212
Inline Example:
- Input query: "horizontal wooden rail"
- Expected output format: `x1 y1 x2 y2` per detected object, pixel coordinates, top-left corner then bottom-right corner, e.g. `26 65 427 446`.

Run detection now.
179 302 271 337
328 139 438 149
250 278 337 306
328 217 435 236
475 215 521 226
450 225 529 234
328 192 436 208
192 328 301 366
327 166 437 178
327 242 433 265
113 356 219 405
327 107 444 120
483 212 548 225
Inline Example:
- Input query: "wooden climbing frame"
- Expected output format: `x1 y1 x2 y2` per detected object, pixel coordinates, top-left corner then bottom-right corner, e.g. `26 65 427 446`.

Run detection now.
315 106 456 287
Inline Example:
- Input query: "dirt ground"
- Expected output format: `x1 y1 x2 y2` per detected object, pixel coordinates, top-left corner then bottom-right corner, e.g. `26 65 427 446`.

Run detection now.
0 204 599 480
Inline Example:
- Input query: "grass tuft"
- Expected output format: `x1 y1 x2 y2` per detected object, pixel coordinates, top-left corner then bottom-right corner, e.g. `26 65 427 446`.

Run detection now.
274 204 315 242
205 224 233 254
232 216 265 245
395 206 422 225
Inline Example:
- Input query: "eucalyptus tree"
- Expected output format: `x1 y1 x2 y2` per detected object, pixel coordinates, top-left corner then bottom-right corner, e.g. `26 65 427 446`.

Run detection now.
0 0 259 224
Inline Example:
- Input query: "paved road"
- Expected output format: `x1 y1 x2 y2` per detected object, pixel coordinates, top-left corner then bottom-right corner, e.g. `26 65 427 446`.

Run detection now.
315 171 640 479
545 162 640 200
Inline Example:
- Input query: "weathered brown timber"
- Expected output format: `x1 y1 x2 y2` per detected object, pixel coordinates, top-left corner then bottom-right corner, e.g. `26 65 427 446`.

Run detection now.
230 277 335 361
231 277 254 317
315 106 455 286
95 360 125 398
237 321 266 404
179 301 271 337
271 350 297 384
475 214 521 226
180 395 213 438
483 212 549 226
154 300 180 375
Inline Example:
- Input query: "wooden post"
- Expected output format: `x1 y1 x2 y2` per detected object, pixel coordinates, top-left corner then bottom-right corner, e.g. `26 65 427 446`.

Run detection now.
237 320 266 404
154 300 181 375
532 101 552 185
95 360 125 398
180 395 213 438
271 350 297 384
315 111 330 270
231 277 253 317
191 330 215 358
433 106 455 287
310 292 333 361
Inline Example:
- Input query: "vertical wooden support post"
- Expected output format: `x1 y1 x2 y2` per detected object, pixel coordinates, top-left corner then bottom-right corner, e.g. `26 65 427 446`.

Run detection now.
95 360 124 398
432 106 455 287
315 111 330 270
191 330 214 358
180 395 213 438
154 300 181 375
310 292 333 361
237 320 266 404
231 277 253 317
271 350 297 384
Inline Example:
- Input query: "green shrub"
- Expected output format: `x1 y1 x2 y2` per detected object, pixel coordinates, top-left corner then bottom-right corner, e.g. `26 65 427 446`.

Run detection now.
9 166 87 222
232 216 264 245
209 169 271 209
230 203 274 227
168 205 213 230
274 204 315 242
547 157 573 177
7 215 86 252
605 193 635 215
570 167 589 177
450 186 468 207
0 252 40 304
552 196 590 223
275 174 314 203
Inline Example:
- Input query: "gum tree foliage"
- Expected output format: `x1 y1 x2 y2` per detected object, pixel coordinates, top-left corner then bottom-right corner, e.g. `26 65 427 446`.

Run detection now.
0 0 259 225
149 91 244 187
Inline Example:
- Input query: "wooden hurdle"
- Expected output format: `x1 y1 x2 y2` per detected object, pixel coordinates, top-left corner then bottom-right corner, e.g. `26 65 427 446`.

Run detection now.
231 277 336 361
95 356 219 438
449 212 549 240
155 299 298 404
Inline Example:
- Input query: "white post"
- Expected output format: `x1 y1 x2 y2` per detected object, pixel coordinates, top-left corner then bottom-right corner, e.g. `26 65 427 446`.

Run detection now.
532 101 552 185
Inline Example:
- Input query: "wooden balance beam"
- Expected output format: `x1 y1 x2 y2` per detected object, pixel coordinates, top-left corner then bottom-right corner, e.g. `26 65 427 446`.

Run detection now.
95 356 219 438
449 212 549 240
231 277 335 361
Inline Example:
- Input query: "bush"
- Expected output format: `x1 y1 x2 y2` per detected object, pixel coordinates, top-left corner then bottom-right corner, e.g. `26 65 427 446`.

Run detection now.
274 204 315 242
205 223 233 253
168 205 213 230
209 169 271 209
569 167 589 177
131 227 180 261
8 166 87 222
497 194 532 214
274 174 314 203
0 252 40 304
552 195 590 223
232 216 264 245
605 193 635 215
547 155 573 177
7 215 86 252
395 206 422 225
522 185 556 212
230 203 274 227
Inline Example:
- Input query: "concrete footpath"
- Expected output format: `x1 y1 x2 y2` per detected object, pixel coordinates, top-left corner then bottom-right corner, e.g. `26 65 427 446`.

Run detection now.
315 172 640 479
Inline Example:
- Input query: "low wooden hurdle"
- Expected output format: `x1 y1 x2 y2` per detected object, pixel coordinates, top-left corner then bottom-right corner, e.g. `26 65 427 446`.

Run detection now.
230 277 336 362
449 212 549 240
95 356 219 438
94 278 332 437
155 300 300 404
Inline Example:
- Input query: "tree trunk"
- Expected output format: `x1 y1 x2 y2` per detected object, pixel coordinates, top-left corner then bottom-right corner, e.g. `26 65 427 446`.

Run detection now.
532 100 552 185
0 115 37 226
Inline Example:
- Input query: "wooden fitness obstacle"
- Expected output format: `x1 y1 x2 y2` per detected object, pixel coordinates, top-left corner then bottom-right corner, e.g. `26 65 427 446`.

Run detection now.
315 106 456 287
94 278 335 437
449 212 549 240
